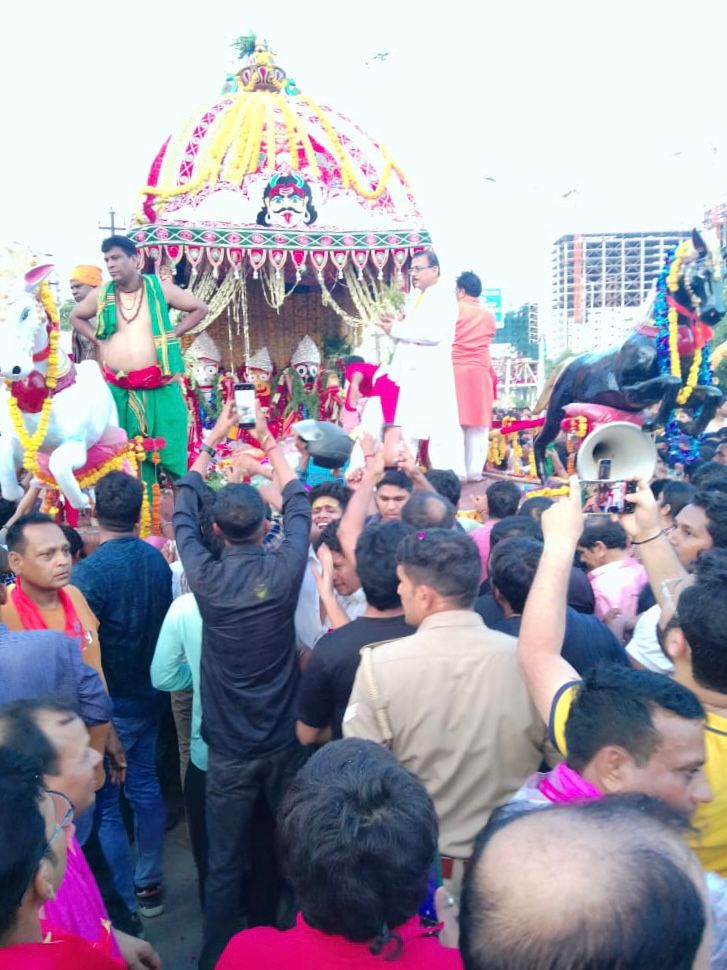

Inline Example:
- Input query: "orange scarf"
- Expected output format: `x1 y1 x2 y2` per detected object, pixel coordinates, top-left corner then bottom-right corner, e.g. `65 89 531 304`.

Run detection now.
10 578 86 649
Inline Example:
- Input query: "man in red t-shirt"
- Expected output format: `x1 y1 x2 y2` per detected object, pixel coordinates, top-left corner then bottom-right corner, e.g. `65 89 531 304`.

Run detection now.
217 739 461 969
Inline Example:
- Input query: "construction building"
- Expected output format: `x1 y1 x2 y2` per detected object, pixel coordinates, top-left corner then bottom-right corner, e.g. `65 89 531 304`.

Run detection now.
493 303 539 358
704 200 727 249
549 230 685 358
491 303 541 405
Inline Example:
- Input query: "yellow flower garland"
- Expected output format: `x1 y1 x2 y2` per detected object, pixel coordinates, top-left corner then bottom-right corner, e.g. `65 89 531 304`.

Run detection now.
528 445 538 479
488 418 513 467
35 441 142 513
565 417 589 476
6 326 60 476
677 348 702 405
526 485 569 499
666 241 702 405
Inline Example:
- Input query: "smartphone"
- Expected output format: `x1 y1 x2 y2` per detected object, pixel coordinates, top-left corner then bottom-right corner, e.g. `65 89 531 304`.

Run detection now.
234 383 256 429
581 479 638 515
382 425 404 468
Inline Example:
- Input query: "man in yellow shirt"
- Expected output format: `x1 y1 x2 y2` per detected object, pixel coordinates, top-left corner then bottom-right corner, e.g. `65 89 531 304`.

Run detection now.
518 479 727 876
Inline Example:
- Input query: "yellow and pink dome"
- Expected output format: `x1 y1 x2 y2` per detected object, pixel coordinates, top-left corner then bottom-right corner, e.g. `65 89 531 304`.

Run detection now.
132 38 430 279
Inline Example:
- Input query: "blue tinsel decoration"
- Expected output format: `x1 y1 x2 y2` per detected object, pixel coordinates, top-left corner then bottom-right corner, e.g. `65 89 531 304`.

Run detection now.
654 245 676 378
652 245 709 466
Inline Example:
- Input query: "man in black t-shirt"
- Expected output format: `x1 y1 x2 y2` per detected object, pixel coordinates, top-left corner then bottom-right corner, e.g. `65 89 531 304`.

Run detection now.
296 520 415 742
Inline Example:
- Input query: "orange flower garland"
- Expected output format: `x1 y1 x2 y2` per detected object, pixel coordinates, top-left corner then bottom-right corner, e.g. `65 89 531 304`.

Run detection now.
565 417 589 476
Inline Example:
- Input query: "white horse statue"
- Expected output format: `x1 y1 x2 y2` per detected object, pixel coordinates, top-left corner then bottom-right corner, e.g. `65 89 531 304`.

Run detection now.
0 249 118 510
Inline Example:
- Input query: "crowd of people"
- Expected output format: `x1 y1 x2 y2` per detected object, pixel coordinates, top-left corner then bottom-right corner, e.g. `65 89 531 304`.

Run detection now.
2 243 727 968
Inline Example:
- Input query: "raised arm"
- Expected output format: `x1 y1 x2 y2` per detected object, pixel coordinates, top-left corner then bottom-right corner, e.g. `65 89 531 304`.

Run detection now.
397 442 436 493
518 478 584 724
162 281 208 337
255 406 297 491
619 478 687 618
311 544 350 630
69 288 100 342
338 437 384 566
189 399 238 478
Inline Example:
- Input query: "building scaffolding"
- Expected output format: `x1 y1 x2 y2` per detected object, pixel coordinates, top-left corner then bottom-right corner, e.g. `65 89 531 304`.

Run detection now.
549 230 685 358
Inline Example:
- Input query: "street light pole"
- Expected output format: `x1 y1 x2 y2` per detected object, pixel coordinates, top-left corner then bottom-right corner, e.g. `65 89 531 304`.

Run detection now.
98 207 127 236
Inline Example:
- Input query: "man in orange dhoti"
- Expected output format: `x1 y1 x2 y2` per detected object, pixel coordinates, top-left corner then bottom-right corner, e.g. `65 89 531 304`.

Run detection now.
452 272 496 481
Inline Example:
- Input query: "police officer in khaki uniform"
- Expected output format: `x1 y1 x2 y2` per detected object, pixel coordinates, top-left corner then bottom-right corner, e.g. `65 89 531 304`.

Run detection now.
343 529 547 891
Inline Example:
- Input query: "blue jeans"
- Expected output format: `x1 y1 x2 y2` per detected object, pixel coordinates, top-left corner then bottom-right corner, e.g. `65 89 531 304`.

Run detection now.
94 709 166 913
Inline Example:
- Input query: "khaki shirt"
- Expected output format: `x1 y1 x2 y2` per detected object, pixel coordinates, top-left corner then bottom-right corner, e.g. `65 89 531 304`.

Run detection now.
343 610 546 858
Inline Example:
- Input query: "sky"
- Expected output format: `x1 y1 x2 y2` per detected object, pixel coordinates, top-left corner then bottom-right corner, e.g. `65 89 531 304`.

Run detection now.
1 0 725 316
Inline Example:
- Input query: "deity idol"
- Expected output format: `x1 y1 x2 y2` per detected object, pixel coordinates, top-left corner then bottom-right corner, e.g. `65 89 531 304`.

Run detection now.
271 335 341 433
244 346 274 410
236 346 280 447
184 331 228 461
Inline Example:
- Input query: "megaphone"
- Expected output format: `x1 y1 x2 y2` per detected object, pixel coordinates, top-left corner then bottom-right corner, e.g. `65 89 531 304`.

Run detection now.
576 421 657 482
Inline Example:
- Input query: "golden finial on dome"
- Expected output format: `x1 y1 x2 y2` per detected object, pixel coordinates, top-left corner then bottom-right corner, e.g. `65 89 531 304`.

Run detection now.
235 35 287 93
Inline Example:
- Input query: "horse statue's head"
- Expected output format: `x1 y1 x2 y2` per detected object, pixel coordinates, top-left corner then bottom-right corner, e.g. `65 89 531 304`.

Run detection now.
676 228 725 327
0 246 55 382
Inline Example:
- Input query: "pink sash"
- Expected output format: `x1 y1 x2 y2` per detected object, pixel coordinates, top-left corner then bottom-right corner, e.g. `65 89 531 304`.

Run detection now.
537 762 602 804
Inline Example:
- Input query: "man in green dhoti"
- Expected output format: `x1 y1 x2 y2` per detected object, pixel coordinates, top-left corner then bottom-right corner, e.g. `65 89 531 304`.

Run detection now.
70 236 208 487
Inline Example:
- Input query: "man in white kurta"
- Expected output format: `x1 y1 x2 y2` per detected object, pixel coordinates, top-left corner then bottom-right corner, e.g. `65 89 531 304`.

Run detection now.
381 251 465 477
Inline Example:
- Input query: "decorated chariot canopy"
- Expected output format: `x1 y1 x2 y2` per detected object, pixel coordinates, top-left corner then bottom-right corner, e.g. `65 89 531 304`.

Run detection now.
130 35 430 360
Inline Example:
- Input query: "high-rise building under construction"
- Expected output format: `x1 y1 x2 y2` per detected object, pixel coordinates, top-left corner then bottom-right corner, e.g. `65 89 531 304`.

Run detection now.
549 230 684 358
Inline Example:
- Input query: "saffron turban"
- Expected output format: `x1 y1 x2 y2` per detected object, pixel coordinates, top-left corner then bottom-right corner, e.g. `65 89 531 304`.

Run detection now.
70 265 102 288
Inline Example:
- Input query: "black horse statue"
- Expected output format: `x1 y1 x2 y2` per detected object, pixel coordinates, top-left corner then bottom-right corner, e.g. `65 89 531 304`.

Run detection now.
535 229 725 476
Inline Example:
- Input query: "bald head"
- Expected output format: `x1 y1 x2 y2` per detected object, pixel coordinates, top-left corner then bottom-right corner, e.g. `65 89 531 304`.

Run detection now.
401 491 455 531
460 796 708 970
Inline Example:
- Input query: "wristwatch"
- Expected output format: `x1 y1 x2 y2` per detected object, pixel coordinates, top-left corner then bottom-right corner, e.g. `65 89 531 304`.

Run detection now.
201 442 216 458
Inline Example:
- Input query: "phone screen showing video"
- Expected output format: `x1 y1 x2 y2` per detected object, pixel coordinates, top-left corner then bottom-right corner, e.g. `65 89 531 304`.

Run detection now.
234 383 256 429
581 480 636 515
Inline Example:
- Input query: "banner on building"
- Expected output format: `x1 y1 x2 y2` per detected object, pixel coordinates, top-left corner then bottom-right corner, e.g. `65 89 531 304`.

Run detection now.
482 288 503 329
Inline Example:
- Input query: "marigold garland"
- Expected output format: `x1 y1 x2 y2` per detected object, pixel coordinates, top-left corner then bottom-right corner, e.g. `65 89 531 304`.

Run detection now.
488 433 506 467
666 241 702 404
525 485 569 499
511 434 523 471
35 441 141 494
488 419 513 467
6 322 61 476
150 449 162 535
141 83 406 208
564 416 589 476
139 490 152 538
528 445 538 480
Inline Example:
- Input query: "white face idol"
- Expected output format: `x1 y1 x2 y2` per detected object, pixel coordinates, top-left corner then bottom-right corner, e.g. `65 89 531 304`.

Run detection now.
295 361 319 382
193 358 219 389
